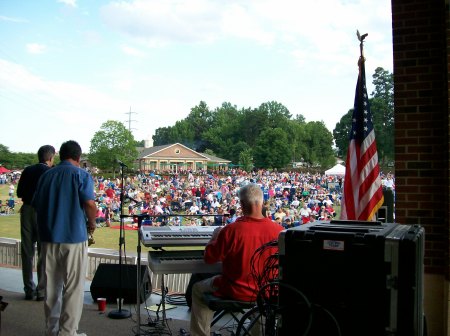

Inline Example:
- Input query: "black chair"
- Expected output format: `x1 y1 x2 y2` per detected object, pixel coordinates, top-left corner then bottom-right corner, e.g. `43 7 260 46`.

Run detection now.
203 293 255 328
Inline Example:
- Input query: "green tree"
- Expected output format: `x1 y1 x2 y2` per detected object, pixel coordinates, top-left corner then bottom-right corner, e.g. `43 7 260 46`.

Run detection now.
333 67 394 164
258 101 292 130
303 121 335 167
202 102 242 162
253 128 291 169
172 119 196 148
289 119 309 165
238 147 253 171
0 144 13 167
371 67 394 165
153 126 173 146
89 120 138 172
8 152 37 169
333 109 353 158
239 107 269 147
203 149 216 156
135 139 145 147
185 101 213 151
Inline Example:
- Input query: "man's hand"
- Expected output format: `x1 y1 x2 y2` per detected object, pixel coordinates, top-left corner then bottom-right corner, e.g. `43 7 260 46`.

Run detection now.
86 220 96 246
86 221 96 235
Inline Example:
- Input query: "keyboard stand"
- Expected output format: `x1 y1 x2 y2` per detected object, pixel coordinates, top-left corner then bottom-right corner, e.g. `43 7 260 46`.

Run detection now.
154 275 170 323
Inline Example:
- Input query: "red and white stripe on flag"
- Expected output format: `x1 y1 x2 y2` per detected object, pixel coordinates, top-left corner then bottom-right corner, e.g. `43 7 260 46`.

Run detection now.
340 56 384 221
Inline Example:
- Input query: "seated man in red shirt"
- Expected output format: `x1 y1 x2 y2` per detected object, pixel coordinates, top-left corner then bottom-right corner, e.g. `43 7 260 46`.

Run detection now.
190 183 283 336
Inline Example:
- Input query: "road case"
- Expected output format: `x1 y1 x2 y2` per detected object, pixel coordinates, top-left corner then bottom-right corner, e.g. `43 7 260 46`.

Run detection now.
278 220 425 336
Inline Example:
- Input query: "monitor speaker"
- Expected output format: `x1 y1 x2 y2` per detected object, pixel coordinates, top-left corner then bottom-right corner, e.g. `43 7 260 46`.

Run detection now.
90 264 151 304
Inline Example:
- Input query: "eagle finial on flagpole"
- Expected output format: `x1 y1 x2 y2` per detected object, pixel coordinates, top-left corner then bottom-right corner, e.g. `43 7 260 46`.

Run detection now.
356 30 368 67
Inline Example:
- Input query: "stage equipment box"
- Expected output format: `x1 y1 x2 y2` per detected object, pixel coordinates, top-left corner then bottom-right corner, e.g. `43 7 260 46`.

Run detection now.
278 220 424 336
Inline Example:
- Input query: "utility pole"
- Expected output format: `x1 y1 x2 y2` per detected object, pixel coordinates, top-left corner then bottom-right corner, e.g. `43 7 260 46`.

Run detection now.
125 106 137 132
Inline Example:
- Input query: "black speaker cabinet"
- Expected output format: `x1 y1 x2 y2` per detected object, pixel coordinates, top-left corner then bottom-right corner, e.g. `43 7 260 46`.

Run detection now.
90 264 151 304
278 221 425 336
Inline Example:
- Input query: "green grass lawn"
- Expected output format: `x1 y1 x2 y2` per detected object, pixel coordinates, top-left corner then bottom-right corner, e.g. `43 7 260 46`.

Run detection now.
0 184 139 252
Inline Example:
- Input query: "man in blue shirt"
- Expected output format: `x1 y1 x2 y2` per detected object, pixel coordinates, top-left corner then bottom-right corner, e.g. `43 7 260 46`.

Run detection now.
17 145 55 301
33 140 96 336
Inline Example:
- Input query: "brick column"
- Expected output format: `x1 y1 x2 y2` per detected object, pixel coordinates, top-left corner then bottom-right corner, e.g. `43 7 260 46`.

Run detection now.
392 0 449 334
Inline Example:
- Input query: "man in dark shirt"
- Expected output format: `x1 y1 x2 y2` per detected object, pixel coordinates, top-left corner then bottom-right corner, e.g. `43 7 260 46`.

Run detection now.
17 145 55 300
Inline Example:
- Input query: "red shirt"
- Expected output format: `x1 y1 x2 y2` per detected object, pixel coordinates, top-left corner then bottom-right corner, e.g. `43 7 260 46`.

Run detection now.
204 216 283 301
105 188 115 198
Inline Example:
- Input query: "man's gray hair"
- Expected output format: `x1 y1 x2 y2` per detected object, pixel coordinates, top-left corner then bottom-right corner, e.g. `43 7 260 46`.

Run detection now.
239 183 263 205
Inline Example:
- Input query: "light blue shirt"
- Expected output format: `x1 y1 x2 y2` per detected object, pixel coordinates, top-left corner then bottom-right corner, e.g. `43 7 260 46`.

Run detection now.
33 161 95 243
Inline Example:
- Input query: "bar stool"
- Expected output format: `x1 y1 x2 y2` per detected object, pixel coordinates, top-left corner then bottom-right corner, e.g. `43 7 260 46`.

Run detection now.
203 293 256 327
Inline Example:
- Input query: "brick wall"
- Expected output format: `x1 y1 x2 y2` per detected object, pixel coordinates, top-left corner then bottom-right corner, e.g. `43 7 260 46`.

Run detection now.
392 0 448 274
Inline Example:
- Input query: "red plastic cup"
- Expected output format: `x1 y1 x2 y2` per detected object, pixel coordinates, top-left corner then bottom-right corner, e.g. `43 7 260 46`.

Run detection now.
97 298 106 312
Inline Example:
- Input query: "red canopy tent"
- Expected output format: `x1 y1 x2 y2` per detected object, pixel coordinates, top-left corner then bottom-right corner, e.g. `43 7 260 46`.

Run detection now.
0 166 11 173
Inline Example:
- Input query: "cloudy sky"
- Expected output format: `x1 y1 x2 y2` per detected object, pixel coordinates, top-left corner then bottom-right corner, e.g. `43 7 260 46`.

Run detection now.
0 0 393 154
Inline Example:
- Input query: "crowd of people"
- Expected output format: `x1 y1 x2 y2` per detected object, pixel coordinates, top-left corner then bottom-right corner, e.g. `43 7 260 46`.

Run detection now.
91 169 346 228
10 165 395 229
5 141 396 336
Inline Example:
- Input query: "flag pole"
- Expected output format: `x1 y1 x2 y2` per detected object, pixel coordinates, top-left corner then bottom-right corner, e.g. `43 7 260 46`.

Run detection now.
340 30 384 221
357 30 368 74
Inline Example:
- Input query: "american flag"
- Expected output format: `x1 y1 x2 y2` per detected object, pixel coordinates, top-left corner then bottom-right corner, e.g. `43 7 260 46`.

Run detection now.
340 56 384 220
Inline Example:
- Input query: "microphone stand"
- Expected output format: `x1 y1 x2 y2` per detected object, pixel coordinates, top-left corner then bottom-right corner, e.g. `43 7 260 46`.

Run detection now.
108 162 131 319
134 213 150 336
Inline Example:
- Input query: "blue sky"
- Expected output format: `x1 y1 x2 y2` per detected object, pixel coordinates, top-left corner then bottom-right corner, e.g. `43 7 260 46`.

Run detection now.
0 0 393 154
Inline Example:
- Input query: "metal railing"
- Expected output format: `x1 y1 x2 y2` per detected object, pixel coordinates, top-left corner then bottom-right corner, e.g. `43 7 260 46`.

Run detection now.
0 238 191 293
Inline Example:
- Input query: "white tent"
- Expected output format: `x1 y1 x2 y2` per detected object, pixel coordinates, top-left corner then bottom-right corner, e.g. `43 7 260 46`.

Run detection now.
325 163 346 176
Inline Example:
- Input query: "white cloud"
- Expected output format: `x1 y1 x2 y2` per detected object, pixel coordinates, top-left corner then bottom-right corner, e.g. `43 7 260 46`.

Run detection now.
221 3 275 45
0 15 28 23
100 0 222 45
0 0 393 153
26 43 47 54
98 0 392 70
0 59 128 153
121 45 146 57
57 0 77 7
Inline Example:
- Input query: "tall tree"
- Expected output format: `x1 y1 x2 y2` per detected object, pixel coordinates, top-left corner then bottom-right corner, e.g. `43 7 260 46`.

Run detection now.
289 119 309 164
202 102 242 161
185 101 213 151
253 128 291 169
333 109 353 158
239 107 269 147
153 126 173 146
0 144 12 167
371 67 394 165
333 67 394 165
303 121 335 168
172 119 196 148
258 101 292 130
89 120 138 171
238 147 254 171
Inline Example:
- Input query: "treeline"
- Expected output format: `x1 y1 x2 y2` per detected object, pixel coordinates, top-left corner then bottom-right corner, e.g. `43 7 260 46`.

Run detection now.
0 144 36 169
153 101 336 170
1 67 393 172
0 144 62 170
152 67 394 170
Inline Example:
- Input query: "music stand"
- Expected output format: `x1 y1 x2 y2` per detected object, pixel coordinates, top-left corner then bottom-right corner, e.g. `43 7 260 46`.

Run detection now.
108 162 132 319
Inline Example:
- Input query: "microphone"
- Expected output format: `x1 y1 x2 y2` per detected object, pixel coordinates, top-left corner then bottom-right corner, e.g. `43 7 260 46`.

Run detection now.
115 158 128 168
